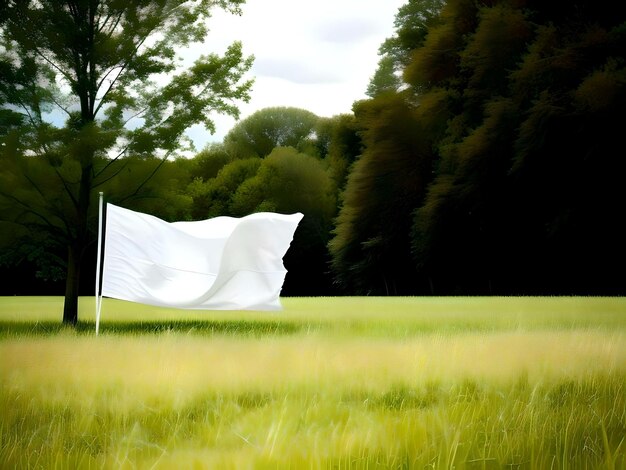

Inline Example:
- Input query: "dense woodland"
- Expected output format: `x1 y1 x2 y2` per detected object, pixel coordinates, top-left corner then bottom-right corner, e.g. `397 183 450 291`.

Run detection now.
1 0 625 314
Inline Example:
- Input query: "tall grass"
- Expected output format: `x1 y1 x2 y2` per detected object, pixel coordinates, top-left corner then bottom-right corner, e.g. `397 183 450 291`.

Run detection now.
1 297 625 468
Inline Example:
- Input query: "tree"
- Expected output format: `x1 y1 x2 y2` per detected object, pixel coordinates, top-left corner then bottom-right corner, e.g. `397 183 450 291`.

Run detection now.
366 0 445 97
329 91 447 294
0 0 253 324
329 0 447 294
223 107 319 159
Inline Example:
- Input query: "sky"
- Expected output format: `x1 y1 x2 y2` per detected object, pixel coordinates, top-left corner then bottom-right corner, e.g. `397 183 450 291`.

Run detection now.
185 0 407 149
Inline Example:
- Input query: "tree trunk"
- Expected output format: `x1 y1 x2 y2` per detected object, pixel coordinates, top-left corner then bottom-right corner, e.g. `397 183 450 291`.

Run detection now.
62 245 80 325
62 163 93 325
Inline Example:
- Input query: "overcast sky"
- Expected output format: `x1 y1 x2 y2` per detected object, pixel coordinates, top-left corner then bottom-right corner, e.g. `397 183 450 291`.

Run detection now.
186 0 406 149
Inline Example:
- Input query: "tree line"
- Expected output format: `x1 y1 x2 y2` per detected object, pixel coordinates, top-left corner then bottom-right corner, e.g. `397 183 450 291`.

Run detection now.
1 0 625 324
335 0 626 296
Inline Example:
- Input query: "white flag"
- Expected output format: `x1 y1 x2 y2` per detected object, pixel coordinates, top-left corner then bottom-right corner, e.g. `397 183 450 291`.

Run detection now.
101 204 303 310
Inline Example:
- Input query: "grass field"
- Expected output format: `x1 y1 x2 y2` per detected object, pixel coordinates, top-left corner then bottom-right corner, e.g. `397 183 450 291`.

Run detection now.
1 296 625 468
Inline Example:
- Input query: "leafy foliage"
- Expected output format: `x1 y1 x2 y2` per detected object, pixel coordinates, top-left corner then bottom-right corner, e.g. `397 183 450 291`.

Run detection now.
230 147 335 218
329 91 447 294
188 157 261 219
318 114 363 190
223 107 319 159
367 0 445 97
189 143 233 181
331 0 626 295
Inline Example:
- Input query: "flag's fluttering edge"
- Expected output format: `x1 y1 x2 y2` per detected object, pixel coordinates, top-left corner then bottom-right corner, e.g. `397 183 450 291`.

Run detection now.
101 204 303 310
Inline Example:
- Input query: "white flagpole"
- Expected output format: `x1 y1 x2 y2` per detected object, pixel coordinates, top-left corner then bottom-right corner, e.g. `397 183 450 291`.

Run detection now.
95 192 104 335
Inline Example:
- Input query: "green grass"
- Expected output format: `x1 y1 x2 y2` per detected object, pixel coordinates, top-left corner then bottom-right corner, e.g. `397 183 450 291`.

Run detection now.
1 296 625 468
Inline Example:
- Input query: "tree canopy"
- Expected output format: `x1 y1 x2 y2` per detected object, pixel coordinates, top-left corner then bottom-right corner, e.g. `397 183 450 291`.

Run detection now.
366 0 445 97
223 107 319 159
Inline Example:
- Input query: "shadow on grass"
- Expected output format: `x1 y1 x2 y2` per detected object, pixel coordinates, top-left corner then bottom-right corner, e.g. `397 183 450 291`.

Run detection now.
0 319 308 337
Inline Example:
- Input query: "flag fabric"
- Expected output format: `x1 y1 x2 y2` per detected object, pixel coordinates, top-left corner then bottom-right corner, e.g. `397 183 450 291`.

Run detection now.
101 204 303 310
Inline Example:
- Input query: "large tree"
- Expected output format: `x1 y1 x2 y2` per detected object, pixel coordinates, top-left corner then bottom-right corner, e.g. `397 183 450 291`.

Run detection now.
0 0 253 323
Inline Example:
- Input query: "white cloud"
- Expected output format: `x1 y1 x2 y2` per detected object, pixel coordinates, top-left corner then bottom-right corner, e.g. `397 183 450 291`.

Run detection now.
253 57 342 84
187 0 406 149
314 17 383 44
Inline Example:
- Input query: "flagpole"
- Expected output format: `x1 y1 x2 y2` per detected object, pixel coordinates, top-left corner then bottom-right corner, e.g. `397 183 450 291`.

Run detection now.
95 192 104 335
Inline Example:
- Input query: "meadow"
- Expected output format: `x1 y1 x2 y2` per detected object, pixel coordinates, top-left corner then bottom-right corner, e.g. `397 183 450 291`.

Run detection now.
0 296 625 469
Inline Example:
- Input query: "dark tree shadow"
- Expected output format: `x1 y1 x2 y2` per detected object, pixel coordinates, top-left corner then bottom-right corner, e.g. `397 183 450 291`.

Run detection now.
0 319 308 337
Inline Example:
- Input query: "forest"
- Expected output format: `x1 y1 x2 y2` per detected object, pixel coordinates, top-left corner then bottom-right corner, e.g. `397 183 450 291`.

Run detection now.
1 0 625 309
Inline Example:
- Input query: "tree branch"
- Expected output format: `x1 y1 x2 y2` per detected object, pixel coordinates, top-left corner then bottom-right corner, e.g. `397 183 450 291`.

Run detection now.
117 152 171 204
0 189 66 238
